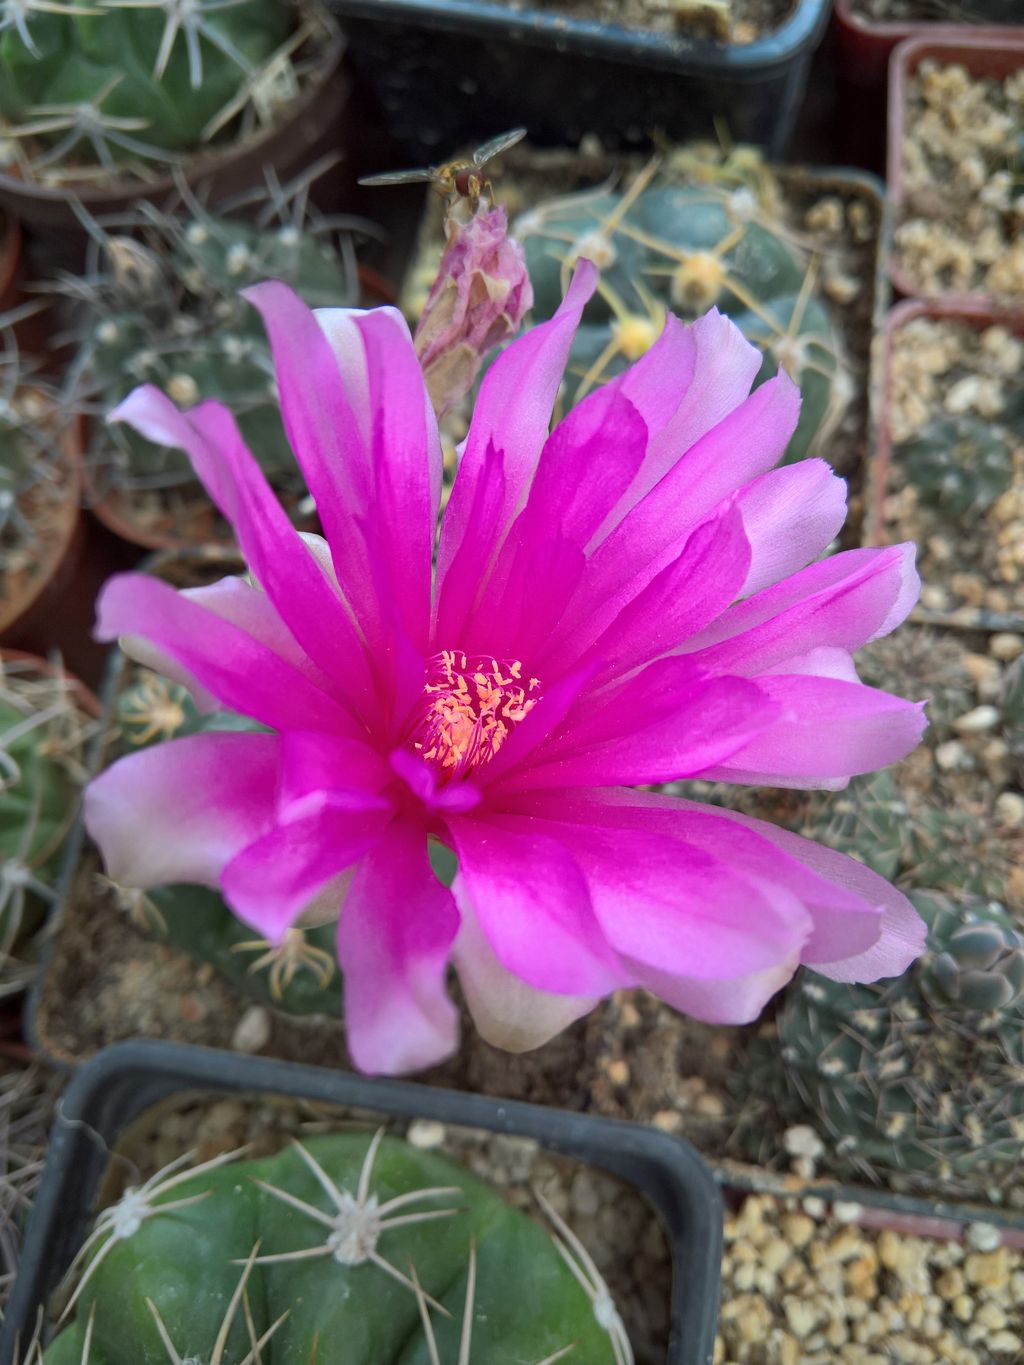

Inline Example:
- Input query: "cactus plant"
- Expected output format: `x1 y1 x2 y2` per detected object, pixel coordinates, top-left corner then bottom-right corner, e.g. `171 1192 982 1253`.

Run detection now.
44 1130 626 1364
0 0 293 183
896 414 1015 522
0 655 96 998
778 892 1024 1190
513 161 851 465
68 167 365 533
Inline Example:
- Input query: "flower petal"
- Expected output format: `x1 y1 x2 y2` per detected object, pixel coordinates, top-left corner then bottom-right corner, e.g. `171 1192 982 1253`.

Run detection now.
111 386 374 714
452 888 598 1052
221 794 391 940
278 730 391 817
701 676 928 788
434 260 598 643
84 733 279 889
735 460 848 598
446 815 626 995
95 573 358 735
336 818 460 1074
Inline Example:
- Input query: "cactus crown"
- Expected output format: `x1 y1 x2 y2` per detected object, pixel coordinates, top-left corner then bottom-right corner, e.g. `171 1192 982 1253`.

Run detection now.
68 163 366 499
0 0 334 184
897 414 1015 521
43 1129 630 1364
513 152 851 466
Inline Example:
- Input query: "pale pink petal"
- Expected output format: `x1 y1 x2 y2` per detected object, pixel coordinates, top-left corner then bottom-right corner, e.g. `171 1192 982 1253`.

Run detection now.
735 460 848 598
434 261 598 643
505 671 778 791
633 955 802 1025
700 676 927 788
682 544 920 677
111 386 374 713
336 818 460 1074
452 888 598 1052
84 733 279 889
445 815 626 995
96 573 359 735
221 794 391 940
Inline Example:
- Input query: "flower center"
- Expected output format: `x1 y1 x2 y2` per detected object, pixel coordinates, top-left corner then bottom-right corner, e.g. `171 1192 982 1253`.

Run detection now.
413 651 540 779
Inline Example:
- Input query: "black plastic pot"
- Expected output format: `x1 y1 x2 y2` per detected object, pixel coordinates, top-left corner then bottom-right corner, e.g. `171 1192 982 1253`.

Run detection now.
1 1040 724 1364
325 0 830 160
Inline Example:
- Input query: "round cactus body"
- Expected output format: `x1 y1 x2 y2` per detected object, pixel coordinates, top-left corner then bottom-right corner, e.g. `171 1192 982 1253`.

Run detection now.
45 1133 624 1365
778 893 1024 1186
897 415 1014 521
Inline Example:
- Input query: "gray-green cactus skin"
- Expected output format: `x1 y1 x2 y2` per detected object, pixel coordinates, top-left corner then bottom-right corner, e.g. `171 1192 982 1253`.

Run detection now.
107 675 340 1015
1002 656 1023 785
897 415 1014 521
0 0 290 164
86 209 354 494
44 1133 620 1365
778 892 1024 1188
515 179 848 465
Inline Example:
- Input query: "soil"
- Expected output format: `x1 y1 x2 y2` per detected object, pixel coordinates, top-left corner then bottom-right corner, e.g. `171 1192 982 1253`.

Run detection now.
403 144 884 533
895 59 1024 301
68 1090 671 1364
716 1191 1024 1364
882 315 1024 624
500 0 795 43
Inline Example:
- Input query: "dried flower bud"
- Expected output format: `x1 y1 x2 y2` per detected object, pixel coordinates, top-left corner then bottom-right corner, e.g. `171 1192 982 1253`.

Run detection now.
414 204 532 419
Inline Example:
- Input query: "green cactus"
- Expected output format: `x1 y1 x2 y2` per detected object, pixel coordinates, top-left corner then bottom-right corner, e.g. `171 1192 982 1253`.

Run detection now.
0 0 291 179
778 892 1024 1190
44 1131 624 1364
514 166 850 465
793 770 908 883
76 178 361 505
896 415 1015 522
102 672 341 1015
1 657 94 995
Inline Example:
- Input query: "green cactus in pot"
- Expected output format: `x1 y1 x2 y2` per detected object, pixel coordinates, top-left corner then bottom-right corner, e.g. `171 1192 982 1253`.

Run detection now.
896 415 1015 522
513 162 850 465
44 1131 627 1364
777 891 1024 1191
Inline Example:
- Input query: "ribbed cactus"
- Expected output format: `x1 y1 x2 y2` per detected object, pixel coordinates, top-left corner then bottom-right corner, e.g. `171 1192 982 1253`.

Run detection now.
778 892 1024 1189
896 415 1014 521
1 658 94 996
0 0 290 178
794 769 908 883
77 185 359 503
106 673 341 1015
514 169 849 465
44 1132 625 1364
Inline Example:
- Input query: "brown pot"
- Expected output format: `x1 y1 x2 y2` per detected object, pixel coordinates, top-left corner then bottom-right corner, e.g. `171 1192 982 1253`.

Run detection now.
0 406 85 646
0 211 21 314
0 23 351 269
0 646 102 720
887 31 1024 305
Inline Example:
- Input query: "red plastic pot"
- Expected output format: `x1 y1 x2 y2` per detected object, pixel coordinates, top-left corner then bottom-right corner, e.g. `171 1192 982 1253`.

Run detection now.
887 32 1024 303
867 298 1024 627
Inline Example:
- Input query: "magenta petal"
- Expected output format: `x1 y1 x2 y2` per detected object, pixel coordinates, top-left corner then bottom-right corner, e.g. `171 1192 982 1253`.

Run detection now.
336 818 460 1075
735 460 848 598
278 730 391 816
572 503 751 683
84 733 279 889
511 670 778 790
434 261 598 643
694 802 927 981
96 573 360 735
389 749 482 813
111 386 374 714
446 815 626 995
452 887 599 1052
221 794 390 940
703 675 927 787
683 544 921 677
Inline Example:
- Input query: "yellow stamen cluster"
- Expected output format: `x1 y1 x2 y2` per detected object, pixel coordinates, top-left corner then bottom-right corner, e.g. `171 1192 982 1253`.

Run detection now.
415 651 540 778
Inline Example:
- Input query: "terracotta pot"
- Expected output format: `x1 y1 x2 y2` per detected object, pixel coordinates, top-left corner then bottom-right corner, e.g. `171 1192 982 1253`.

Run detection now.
0 646 102 720
887 31 1024 304
0 407 85 647
0 25 351 271
0 212 21 315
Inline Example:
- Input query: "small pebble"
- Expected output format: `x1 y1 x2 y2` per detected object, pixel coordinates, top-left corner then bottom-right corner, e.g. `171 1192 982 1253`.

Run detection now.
230 1005 271 1054
991 632 1024 660
783 1124 825 1160
406 1118 446 1149
995 791 1024 828
953 705 1001 733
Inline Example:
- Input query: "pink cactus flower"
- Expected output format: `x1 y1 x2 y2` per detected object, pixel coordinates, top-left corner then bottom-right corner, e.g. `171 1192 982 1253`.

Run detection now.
84 264 927 1075
414 203 533 418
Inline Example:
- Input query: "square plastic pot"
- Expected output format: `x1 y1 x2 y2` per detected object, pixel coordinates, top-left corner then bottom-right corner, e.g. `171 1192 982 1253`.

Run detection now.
887 31 1024 304
324 0 830 160
0 1039 724 1365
